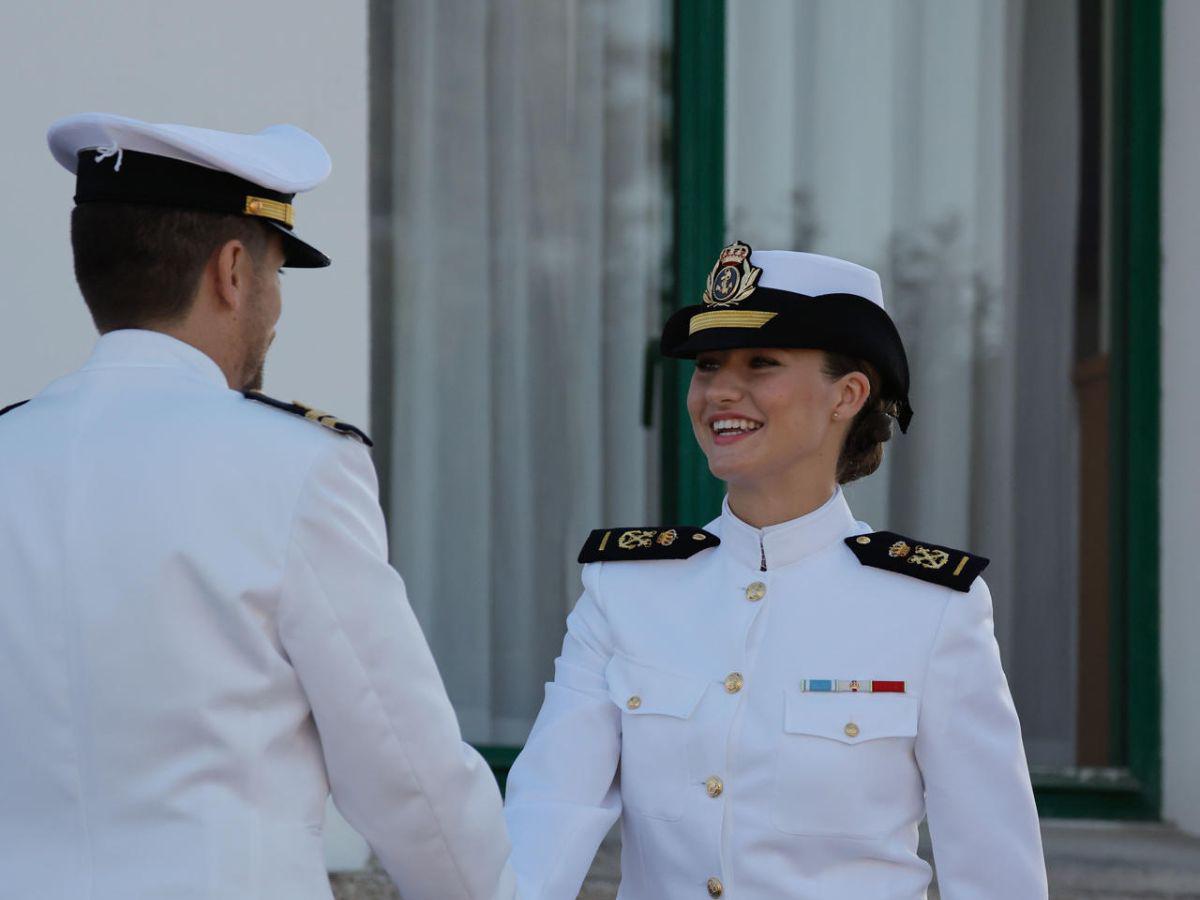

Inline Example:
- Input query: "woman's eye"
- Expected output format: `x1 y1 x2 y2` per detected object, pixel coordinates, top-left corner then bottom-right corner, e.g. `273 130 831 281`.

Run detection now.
750 355 780 368
695 358 719 372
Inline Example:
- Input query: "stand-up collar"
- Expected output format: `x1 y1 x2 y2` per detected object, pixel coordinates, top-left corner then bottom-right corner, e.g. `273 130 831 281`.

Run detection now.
81 329 229 389
717 488 858 571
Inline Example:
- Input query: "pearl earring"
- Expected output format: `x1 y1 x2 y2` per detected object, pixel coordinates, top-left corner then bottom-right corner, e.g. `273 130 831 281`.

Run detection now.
832 411 841 421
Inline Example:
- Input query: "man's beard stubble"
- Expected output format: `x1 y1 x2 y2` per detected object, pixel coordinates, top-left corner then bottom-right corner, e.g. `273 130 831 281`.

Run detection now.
239 278 275 393
241 331 273 392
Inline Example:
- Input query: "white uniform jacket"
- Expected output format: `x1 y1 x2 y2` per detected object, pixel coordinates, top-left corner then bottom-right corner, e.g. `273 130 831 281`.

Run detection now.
504 489 1047 899
0 330 516 900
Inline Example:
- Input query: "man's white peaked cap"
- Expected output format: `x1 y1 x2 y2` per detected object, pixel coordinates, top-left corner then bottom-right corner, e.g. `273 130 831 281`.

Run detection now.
47 113 331 194
753 250 886 311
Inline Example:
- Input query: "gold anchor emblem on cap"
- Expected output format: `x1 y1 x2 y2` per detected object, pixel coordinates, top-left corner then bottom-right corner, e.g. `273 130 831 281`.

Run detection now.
702 240 762 308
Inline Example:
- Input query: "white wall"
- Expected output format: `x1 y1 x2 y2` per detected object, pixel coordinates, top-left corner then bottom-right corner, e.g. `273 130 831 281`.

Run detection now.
0 0 372 868
1161 0 1200 839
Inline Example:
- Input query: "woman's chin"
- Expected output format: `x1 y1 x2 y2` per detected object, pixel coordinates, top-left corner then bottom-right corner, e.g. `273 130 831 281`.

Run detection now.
705 450 763 485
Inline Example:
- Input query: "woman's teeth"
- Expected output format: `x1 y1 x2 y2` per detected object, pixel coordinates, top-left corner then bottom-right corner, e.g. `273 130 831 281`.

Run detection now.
712 418 763 436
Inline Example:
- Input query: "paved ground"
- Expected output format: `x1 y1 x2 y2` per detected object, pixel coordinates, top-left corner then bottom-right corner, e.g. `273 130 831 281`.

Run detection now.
329 819 1200 899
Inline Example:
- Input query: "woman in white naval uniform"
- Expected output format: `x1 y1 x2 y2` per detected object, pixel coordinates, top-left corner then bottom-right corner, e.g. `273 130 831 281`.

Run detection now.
503 243 1047 899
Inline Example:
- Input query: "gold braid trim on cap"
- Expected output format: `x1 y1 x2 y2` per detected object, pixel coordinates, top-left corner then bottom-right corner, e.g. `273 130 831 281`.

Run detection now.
688 310 778 335
244 196 295 227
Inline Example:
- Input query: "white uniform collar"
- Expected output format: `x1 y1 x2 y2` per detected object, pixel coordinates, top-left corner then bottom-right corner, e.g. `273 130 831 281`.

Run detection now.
82 329 230 389
717 487 858 571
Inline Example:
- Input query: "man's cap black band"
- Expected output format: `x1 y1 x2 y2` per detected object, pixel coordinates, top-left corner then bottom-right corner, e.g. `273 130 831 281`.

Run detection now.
73 149 329 268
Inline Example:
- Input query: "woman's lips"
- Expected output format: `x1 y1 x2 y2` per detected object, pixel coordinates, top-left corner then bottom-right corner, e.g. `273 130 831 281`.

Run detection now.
709 417 764 446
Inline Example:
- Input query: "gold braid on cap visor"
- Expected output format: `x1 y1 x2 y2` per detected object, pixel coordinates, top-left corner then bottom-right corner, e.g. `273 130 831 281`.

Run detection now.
688 310 778 335
244 195 295 227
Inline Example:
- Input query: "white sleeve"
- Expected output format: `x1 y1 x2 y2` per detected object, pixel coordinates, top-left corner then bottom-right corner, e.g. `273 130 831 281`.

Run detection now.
503 563 622 900
277 440 516 900
915 578 1048 899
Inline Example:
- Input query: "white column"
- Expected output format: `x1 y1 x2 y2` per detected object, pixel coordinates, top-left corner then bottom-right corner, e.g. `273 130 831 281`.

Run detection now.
1161 0 1200 839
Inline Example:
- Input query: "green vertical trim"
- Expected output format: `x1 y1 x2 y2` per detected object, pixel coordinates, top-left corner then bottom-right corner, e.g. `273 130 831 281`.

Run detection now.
1108 0 1162 816
664 0 727 523
1038 0 1162 822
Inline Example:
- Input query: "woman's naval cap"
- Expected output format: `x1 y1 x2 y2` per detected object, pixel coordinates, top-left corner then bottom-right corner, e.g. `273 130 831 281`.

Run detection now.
47 112 332 268
660 242 914 432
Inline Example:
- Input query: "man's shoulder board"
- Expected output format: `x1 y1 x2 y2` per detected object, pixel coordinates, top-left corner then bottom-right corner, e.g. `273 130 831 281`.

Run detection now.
0 400 29 418
578 526 720 564
242 390 373 446
844 531 988 593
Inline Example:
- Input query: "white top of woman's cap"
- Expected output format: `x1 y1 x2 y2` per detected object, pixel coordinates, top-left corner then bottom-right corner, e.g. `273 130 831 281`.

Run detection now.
46 112 331 194
752 250 885 310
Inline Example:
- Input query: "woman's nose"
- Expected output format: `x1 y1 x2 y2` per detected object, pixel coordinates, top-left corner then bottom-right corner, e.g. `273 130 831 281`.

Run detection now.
706 368 744 403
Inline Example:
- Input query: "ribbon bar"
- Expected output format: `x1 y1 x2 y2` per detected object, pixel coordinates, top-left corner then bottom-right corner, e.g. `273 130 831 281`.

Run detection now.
800 679 907 693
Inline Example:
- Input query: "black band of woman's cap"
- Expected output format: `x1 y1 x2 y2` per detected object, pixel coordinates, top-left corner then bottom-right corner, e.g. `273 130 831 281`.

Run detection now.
660 287 914 432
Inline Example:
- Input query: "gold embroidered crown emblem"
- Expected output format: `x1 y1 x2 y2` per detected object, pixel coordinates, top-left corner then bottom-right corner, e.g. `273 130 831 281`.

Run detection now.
702 240 762 308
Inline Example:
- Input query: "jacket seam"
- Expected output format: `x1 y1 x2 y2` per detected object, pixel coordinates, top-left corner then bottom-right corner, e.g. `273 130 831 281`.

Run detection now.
915 590 956 739
285 490 478 900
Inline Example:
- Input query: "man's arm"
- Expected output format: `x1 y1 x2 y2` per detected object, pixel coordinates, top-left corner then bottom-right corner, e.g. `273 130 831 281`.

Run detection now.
277 439 516 900
915 578 1048 898
503 562 622 900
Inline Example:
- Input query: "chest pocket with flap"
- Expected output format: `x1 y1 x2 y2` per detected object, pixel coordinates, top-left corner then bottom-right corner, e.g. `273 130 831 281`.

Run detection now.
606 655 709 821
772 689 924 838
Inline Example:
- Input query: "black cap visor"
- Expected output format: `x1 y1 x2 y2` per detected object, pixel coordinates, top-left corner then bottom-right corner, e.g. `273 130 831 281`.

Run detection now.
661 289 914 432
264 220 330 268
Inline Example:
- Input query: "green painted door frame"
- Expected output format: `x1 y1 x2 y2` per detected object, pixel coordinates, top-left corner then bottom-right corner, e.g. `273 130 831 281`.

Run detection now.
665 1 1163 819
662 0 728 525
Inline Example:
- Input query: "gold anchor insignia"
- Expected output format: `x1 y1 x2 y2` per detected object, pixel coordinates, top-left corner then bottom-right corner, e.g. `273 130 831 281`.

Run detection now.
618 529 657 550
889 541 911 559
702 240 762 308
656 529 678 547
909 545 950 570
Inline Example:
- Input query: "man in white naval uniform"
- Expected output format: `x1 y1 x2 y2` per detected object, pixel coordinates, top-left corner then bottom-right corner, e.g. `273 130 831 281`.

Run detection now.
0 114 516 900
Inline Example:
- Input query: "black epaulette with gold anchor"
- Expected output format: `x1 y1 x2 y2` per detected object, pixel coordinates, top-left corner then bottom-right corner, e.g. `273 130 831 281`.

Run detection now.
242 390 373 447
0 400 29 417
844 531 988 593
578 526 719 564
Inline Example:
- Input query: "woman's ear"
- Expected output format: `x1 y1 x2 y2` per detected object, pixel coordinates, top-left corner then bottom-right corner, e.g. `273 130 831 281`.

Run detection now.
834 371 871 420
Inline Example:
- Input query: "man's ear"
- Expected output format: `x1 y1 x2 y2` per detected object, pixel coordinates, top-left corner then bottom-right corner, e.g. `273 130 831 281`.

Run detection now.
212 238 252 312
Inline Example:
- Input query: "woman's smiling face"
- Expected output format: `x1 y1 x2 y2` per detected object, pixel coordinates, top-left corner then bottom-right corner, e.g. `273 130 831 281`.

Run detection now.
687 347 851 489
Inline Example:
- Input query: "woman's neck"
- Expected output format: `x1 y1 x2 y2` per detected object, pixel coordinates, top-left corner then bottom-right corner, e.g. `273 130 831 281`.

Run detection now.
726 478 839 530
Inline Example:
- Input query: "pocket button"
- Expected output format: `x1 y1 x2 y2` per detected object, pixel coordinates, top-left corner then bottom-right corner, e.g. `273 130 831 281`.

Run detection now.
627 695 642 710
844 722 860 738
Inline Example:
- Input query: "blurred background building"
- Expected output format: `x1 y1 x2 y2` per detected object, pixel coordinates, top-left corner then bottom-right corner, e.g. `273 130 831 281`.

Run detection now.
2 0 1198 885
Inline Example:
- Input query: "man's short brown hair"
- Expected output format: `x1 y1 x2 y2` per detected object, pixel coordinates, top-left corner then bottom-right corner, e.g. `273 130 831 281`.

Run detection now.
71 203 271 332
